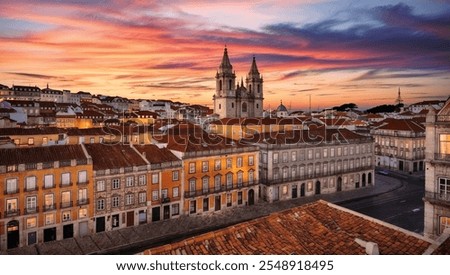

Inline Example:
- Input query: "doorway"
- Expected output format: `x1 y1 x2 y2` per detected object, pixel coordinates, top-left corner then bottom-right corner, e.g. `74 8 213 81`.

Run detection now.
7 220 19 249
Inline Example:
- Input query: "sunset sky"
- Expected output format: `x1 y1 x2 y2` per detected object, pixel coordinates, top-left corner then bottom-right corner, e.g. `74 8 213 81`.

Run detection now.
0 0 449 110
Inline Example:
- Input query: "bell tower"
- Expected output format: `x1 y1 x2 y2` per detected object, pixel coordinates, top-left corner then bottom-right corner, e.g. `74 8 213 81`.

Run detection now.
214 47 236 118
246 56 264 117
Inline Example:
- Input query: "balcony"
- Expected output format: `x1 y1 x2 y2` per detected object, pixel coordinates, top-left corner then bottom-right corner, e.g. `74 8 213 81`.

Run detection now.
60 201 74 209
4 209 20 217
77 198 90 206
424 191 450 207
77 180 89 186
59 182 73 188
24 206 39 215
43 183 56 190
43 203 56 212
434 153 450 162
161 197 170 204
184 180 259 198
4 188 19 195
24 186 39 192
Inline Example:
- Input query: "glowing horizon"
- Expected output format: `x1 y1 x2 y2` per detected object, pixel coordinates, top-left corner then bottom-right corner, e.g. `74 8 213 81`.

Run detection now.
0 0 449 111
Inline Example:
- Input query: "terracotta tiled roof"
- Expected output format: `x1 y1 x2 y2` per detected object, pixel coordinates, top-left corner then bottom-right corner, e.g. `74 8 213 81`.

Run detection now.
431 235 450 255
84 143 147 170
241 127 370 145
0 127 62 136
375 118 424 133
66 127 112 136
134 144 180 164
145 201 432 255
0 145 87 166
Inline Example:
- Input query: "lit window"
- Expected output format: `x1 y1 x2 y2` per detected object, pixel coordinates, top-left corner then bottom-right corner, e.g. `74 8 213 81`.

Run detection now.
26 217 37 228
189 162 196 173
202 161 209 172
79 208 87 218
45 213 55 225
215 160 221 170
97 180 105 192
248 156 254 166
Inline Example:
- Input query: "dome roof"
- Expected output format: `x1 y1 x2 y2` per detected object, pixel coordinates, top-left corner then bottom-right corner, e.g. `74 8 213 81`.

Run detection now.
277 100 288 112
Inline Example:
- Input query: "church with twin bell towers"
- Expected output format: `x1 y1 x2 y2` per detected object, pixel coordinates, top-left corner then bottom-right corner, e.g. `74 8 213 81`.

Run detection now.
213 47 264 118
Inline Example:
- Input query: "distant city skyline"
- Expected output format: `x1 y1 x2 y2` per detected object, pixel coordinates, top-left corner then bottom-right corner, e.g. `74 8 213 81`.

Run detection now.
0 0 449 110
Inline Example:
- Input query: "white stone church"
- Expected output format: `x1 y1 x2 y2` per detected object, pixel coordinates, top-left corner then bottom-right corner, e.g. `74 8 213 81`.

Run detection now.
213 47 264 118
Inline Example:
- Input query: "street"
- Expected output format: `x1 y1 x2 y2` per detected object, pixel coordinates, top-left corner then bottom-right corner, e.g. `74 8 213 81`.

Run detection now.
339 172 425 234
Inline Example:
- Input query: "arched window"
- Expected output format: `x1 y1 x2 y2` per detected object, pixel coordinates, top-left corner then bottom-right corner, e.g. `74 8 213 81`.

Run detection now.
242 102 247 112
228 79 232 90
231 102 234 108
257 84 260 93
219 80 222 91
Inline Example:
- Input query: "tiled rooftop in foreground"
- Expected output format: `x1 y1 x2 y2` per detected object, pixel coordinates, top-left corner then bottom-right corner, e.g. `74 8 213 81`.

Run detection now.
144 200 442 255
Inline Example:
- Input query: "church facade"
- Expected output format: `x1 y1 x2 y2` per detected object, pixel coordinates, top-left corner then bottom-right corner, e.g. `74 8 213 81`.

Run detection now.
213 48 264 118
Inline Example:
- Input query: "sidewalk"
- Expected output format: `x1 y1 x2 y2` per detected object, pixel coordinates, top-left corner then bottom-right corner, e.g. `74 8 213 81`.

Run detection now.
5 175 403 255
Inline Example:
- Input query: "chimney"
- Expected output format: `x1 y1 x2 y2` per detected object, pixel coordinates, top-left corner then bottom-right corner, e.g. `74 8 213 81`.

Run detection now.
355 238 379 255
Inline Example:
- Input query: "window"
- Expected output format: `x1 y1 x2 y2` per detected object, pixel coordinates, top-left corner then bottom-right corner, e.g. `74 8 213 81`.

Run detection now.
138 175 146 185
226 193 232 207
237 171 243 187
189 178 196 195
44 193 54 210
248 170 254 184
152 173 159 184
214 175 221 191
97 199 105 211
97 180 105 192
79 208 87 218
343 147 348 156
291 151 297 162
440 216 450 235
440 134 450 155
282 167 289 180
439 178 450 200
237 157 243 168
28 137 34 145
112 196 120 208
78 170 87 184
172 203 180 216
6 178 18 194
323 148 328 158
203 198 209 212
337 147 342 156
238 192 243 205
315 149 321 159
45 213 55 225
291 166 297 179
307 150 313 160
90 137 95 143
202 161 209 172
226 158 232 169
125 194 134 205
61 191 71 208
189 162 196 173
202 177 209 194
214 160 221 170
6 198 18 214
173 187 179 198
61 172 71 186
273 153 279 163
138 192 147 204
78 188 87 204
112 178 120 189
282 152 288 163
226 173 233 189
249 155 254 166
44 174 54 189
189 200 196 214
273 168 280 180
62 211 71 222
27 217 37 229
330 148 335 157
126 176 134 187
161 189 168 199
152 190 159 201
26 176 37 191
26 196 37 212
172 171 179 181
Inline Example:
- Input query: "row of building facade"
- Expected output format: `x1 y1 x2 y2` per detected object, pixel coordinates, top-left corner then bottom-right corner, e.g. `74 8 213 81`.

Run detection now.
0 126 375 251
